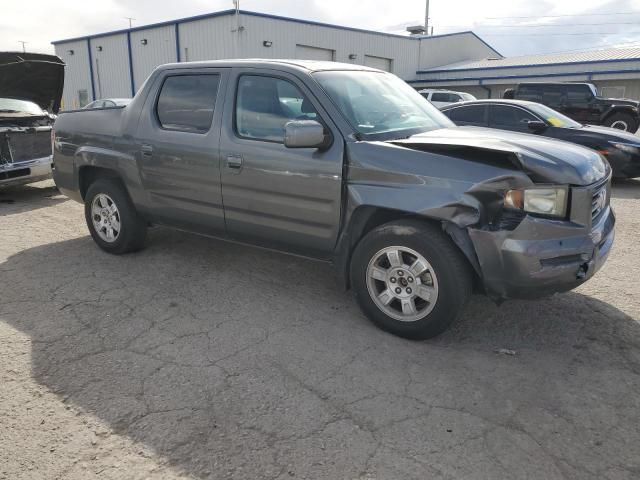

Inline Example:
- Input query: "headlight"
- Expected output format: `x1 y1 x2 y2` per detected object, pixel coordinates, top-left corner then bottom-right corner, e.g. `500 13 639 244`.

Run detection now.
504 186 568 217
610 142 640 155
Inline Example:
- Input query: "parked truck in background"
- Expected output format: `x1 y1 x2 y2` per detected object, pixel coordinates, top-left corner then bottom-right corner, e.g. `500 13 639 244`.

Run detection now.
0 52 64 187
503 82 640 132
52 60 614 339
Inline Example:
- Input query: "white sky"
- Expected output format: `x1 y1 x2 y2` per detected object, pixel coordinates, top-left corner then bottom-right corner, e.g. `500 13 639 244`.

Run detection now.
2 0 640 57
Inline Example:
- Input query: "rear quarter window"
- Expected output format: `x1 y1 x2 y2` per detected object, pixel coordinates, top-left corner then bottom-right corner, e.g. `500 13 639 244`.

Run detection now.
431 92 453 102
517 85 543 102
156 74 220 133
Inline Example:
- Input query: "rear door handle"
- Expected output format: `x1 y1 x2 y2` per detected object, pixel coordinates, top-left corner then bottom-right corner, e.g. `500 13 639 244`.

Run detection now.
141 144 153 157
226 155 243 172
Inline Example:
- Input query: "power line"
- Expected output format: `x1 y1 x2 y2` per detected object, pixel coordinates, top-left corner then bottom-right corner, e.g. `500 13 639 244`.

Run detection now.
483 11 640 20
482 31 640 36
533 41 640 55
438 21 640 29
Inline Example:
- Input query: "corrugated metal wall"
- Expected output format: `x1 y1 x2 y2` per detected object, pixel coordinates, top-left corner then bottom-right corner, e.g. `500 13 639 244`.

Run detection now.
51 11 506 110
90 34 131 99
55 40 91 109
130 25 177 90
176 13 419 77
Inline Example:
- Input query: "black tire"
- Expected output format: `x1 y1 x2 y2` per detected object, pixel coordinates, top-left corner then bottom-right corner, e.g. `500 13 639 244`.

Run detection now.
84 178 147 254
350 220 472 340
604 112 638 132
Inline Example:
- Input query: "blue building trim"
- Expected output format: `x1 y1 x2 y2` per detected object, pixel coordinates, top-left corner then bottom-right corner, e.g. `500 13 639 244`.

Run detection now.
175 23 181 62
417 56 640 75
407 67 640 84
87 38 96 101
51 9 499 54
126 32 135 96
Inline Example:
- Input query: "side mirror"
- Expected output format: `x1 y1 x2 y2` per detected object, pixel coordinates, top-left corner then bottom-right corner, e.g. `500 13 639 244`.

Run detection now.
284 120 331 149
527 120 547 132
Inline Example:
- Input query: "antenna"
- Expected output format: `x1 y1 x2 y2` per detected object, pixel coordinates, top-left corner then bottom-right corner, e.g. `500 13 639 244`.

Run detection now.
124 17 135 28
18 41 27 52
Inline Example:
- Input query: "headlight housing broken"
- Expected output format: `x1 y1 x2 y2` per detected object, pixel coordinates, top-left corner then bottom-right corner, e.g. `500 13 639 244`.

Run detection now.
504 186 568 218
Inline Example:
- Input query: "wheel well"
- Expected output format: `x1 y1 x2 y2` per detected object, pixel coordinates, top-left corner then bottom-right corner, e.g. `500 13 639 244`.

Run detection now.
338 206 480 289
604 108 637 122
78 166 122 200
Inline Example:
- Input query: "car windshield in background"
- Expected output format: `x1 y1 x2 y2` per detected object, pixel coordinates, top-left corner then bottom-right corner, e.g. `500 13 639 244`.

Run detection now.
313 71 453 139
460 93 476 101
527 103 582 129
0 98 45 115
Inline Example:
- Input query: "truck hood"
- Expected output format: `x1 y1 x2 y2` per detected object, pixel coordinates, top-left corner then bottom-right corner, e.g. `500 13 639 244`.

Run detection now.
580 124 640 144
0 52 65 113
392 126 608 186
595 96 639 108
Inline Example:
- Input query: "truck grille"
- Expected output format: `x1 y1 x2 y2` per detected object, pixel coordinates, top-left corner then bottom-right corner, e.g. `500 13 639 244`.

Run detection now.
591 182 609 221
0 129 52 164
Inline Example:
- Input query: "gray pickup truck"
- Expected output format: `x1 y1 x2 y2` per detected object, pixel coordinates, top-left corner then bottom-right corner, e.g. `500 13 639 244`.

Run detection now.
53 60 615 339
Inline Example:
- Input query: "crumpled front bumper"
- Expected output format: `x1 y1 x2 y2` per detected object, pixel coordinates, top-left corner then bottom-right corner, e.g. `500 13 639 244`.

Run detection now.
0 156 53 187
468 177 615 300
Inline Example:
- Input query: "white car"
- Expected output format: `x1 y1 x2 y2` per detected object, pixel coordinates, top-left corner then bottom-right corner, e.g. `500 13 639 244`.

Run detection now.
83 98 131 109
418 89 476 108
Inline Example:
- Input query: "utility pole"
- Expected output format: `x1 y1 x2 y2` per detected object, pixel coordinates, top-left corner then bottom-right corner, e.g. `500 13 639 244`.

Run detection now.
18 41 27 52
124 17 135 28
424 0 430 35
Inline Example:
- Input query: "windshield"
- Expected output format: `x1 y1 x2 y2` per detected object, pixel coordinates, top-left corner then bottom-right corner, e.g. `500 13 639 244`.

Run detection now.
0 98 45 115
527 103 582 128
460 92 476 101
313 71 453 139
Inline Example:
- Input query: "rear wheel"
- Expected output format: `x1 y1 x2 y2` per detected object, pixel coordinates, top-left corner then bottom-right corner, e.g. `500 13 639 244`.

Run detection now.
84 178 147 254
350 220 472 339
604 113 638 132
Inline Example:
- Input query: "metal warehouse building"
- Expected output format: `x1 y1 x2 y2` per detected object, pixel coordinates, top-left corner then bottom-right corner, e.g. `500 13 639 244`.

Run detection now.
410 47 640 100
52 8 500 109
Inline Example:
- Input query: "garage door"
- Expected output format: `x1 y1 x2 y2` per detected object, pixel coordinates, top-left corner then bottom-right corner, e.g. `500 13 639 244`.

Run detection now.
295 45 335 61
364 55 392 72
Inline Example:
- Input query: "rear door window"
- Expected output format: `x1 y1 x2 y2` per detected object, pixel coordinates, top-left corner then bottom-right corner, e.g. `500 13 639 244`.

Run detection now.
156 74 221 133
446 105 487 125
517 85 542 101
431 92 452 102
541 85 565 107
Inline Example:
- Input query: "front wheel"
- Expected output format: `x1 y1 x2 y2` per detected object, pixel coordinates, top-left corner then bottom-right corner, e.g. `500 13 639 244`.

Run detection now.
350 220 472 340
604 113 638 132
84 178 147 254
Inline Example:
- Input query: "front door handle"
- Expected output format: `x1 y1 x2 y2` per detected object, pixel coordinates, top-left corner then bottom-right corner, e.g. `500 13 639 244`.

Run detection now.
226 155 243 172
141 144 153 157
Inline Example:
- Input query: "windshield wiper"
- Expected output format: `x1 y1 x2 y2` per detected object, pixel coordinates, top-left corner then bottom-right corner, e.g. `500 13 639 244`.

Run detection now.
0 109 21 113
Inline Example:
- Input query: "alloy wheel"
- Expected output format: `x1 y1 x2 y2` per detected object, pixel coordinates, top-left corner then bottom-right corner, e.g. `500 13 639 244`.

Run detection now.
365 246 439 322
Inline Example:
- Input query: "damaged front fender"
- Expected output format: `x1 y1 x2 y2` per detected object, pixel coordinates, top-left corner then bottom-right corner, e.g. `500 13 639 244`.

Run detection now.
341 139 613 301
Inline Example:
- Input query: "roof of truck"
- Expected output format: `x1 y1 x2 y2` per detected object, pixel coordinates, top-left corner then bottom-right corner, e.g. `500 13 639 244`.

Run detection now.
156 59 381 74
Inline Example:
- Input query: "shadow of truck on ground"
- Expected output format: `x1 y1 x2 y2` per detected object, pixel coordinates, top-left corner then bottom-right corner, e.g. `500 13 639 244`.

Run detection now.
1 229 640 479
